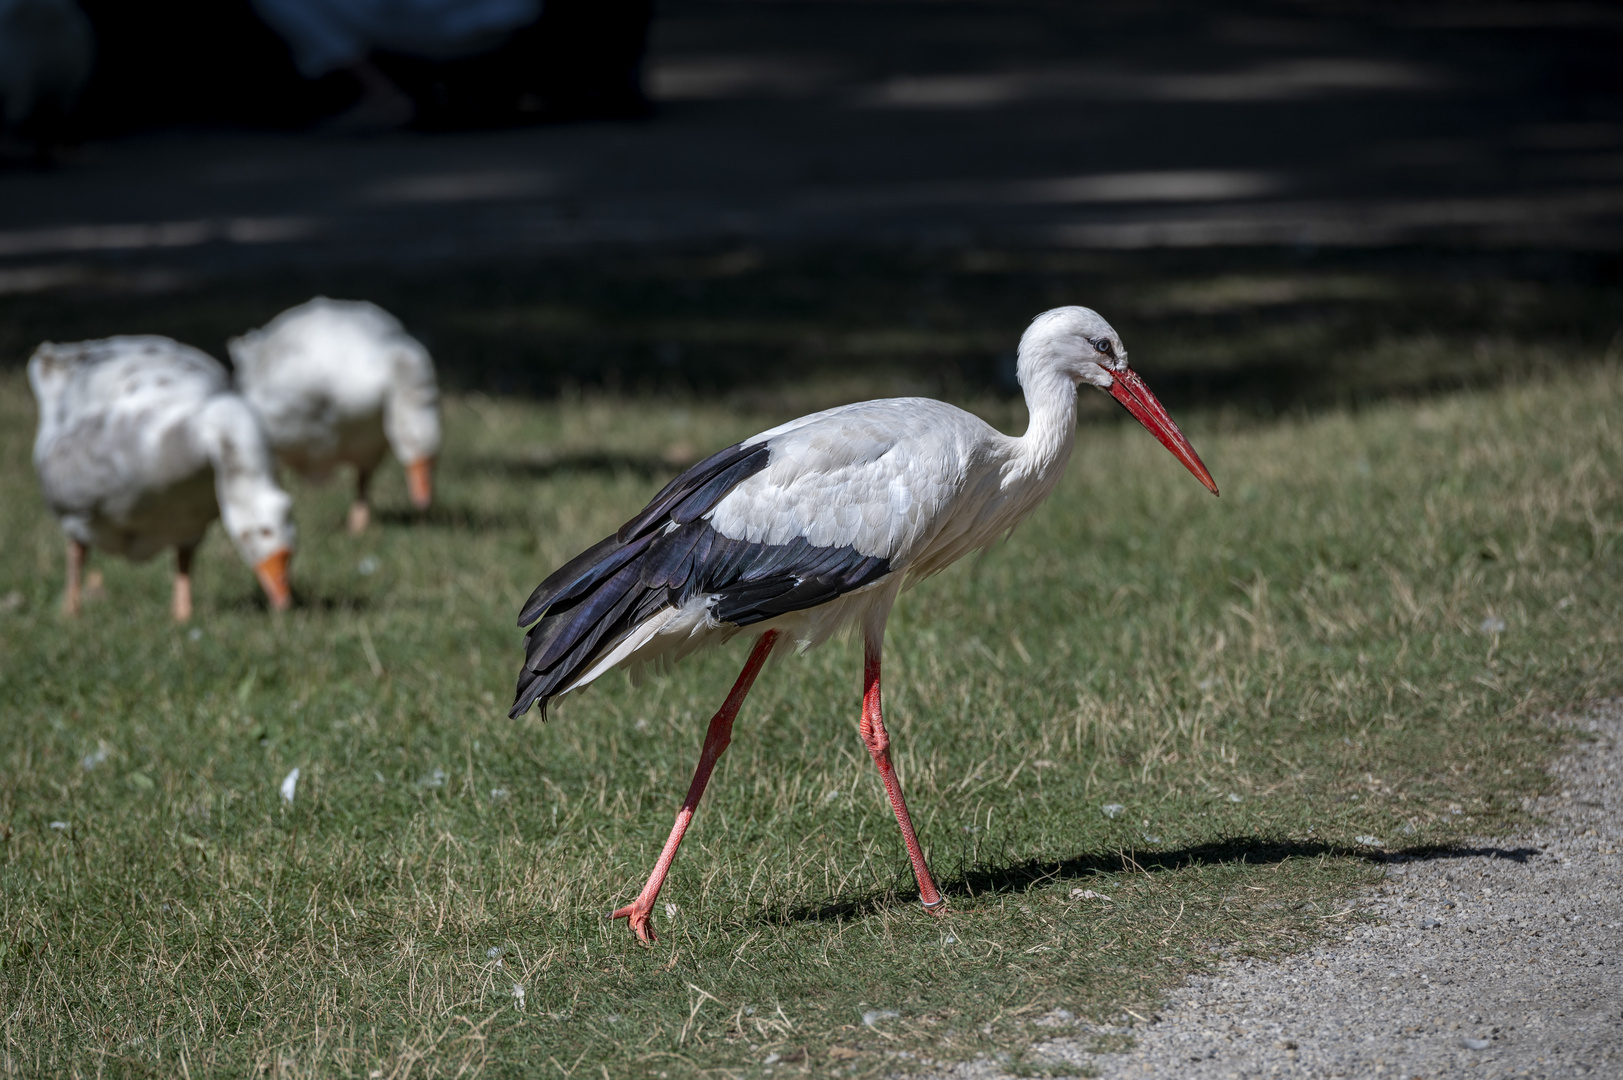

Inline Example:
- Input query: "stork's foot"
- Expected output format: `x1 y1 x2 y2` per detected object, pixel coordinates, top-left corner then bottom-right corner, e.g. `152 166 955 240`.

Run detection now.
922 896 949 916
610 899 659 945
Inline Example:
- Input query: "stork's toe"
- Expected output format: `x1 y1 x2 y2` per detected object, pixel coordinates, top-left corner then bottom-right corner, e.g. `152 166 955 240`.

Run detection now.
610 901 659 945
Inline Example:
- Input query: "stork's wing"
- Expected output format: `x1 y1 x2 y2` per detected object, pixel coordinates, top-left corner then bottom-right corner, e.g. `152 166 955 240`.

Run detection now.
706 398 978 561
516 439 771 627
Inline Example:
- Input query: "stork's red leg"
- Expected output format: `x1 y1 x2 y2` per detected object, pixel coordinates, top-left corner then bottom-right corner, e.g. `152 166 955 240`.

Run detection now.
612 630 779 944
860 634 946 913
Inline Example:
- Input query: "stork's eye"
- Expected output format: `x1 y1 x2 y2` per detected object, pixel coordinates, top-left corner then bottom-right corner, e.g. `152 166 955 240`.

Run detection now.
1093 338 1115 357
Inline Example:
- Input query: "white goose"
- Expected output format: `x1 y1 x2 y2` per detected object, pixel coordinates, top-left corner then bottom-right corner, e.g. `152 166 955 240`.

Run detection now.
29 336 296 621
229 297 441 534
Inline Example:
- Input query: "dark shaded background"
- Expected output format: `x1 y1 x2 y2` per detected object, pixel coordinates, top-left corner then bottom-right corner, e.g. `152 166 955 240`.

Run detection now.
4 0 1622 409
68 0 653 133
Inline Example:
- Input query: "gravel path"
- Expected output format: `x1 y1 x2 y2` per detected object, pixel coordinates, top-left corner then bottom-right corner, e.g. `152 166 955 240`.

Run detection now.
924 701 1623 1079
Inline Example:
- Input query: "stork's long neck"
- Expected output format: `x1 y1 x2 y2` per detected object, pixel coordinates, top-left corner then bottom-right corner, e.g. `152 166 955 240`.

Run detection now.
1010 363 1079 485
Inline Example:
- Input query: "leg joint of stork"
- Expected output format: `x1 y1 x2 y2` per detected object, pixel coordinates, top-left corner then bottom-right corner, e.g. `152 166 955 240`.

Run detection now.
859 718 890 760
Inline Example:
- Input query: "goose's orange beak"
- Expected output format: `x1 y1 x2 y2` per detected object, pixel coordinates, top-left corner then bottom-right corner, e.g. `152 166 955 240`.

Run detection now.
255 548 292 611
1108 368 1219 496
405 457 434 510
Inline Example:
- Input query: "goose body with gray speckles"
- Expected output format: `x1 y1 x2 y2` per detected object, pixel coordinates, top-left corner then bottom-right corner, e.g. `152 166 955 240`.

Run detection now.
29 335 295 619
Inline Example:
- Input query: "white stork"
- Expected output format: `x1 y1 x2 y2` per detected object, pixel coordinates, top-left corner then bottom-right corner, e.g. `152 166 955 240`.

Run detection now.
230 298 441 535
510 306 1217 943
29 335 296 621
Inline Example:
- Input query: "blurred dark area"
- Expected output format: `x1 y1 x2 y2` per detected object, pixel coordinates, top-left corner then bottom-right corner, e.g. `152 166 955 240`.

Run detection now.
2 0 1621 413
68 0 653 133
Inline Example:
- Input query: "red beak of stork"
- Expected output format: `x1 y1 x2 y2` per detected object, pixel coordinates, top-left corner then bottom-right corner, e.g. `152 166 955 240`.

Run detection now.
1108 368 1220 496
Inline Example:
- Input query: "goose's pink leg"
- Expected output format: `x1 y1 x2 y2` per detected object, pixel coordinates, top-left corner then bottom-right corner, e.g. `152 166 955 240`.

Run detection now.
612 630 779 944
171 546 195 622
63 539 86 616
860 633 945 913
348 466 374 535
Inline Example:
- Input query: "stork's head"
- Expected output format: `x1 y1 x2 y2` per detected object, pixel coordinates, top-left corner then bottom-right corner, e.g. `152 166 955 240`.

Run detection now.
1020 306 1219 496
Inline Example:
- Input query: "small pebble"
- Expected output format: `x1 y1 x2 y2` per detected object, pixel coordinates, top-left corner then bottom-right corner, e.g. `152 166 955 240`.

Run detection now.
1479 616 1506 634
1101 803 1125 819
358 556 380 576
1461 1037 1492 1050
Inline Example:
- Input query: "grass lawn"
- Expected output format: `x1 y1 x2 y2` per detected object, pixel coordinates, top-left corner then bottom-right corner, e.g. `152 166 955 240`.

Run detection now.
0 251 1619 1078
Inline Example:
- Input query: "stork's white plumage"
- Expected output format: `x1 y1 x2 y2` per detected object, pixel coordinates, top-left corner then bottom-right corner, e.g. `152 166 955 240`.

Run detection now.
230 297 441 534
511 306 1218 943
29 336 296 621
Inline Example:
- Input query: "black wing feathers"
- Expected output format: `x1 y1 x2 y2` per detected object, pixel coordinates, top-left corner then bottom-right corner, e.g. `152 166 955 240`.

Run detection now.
511 440 891 718
617 441 769 542
516 533 629 627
